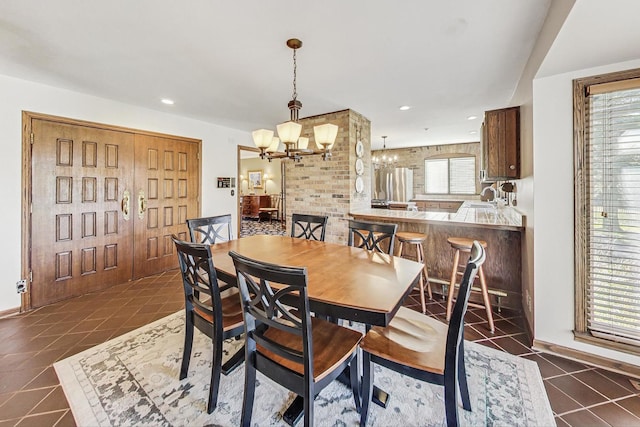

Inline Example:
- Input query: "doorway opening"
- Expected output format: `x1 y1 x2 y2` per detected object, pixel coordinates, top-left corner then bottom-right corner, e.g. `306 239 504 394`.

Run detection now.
237 145 285 237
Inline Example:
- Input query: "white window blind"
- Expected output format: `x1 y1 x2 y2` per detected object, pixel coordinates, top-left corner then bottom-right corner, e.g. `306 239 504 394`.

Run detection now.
425 157 475 194
586 83 640 345
425 159 448 193
450 157 476 194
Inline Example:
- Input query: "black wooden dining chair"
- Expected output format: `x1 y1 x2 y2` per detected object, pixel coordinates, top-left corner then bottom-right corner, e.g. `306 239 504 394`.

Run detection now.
172 237 244 414
185 214 243 375
229 250 363 427
187 214 233 245
291 213 329 241
359 241 486 427
347 219 398 255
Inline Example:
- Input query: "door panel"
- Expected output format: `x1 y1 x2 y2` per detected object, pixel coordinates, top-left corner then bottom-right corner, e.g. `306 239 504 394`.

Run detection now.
30 119 135 307
132 134 199 279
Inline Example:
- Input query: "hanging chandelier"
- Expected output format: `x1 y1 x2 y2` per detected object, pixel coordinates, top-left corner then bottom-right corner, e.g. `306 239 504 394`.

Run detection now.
252 38 338 162
372 136 398 169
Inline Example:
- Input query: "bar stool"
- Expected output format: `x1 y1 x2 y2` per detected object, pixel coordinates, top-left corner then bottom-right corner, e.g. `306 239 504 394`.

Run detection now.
396 231 432 314
446 237 494 333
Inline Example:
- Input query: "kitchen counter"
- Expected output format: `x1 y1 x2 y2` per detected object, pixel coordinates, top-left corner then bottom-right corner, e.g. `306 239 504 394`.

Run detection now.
351 201 525 231
350 201 524 310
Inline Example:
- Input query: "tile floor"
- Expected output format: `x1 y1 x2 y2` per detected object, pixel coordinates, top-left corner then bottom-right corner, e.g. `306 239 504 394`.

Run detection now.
1 271 639 426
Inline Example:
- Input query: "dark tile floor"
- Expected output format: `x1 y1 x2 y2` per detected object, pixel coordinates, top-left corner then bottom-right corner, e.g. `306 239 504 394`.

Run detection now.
1 270 639 426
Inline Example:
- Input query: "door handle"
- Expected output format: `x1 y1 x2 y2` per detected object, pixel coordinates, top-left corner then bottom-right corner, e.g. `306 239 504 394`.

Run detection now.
121 190 130 221
138 190 147 219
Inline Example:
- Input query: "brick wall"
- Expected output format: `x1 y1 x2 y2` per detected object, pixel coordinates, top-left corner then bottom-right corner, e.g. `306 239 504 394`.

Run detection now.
284 109 371 244
372 141 482 198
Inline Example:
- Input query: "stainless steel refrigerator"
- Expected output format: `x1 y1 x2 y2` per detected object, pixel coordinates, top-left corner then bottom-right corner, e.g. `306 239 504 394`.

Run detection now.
373 167 414 202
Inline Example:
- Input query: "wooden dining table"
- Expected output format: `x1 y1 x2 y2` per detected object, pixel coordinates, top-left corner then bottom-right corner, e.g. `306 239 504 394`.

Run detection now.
209 234 423 327
208 234 424 424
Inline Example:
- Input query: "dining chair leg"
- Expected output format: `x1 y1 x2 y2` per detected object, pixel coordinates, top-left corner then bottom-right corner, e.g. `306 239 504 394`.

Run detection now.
207 337 224 413
360 351 373 427
457 345 471 411
444 362 459 427
304 394 313 427
180 313 194 380
241 355 257 427
350 353 361 413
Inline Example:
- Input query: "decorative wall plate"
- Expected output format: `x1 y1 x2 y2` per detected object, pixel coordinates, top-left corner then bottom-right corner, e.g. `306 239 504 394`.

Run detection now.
355 140 364 158
355 176 364 194
355 158 364 176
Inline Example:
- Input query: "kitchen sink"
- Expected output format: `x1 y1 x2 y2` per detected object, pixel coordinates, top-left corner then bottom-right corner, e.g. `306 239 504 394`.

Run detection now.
465 202 497 210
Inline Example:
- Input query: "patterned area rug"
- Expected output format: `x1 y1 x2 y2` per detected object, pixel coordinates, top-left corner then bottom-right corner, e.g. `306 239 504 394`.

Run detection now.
54 312 555 427
240 219 286 237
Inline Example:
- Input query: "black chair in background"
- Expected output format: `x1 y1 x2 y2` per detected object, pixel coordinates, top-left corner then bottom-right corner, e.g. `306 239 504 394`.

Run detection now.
229 251 363 427
347 219 398 255
172 237 244 414
359 241 486 427
187 214 233 245
291 213 329 241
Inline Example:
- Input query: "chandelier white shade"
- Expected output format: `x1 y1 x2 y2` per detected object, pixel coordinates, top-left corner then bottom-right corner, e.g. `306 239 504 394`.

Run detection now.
314 123 339 150
275 121 302 145
252 129 274 149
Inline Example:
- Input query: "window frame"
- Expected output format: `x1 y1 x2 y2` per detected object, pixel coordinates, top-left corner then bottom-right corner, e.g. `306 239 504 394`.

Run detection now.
573 67 640 356
424 154 477 195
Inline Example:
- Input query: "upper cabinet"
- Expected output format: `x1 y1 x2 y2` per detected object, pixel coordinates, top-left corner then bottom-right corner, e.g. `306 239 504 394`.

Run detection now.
481 106 520 181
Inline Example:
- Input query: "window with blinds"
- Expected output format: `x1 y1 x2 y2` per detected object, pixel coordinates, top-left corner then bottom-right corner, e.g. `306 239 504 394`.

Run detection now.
425 156 476 195
575 71 640 352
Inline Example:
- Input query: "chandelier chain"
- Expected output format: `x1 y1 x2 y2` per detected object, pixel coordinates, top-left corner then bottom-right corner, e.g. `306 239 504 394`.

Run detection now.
292 48 298 101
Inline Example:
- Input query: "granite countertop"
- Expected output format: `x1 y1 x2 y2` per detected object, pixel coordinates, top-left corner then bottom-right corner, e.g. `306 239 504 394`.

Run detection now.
350 201 525 231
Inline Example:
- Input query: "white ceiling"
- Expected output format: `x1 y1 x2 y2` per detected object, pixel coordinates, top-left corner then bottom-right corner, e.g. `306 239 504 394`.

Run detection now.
537 0 640 78
0 0 551 150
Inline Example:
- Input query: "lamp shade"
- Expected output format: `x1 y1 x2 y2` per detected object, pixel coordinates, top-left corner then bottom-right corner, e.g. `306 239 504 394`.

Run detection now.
266 137 281 153
297 137 309 150
314 123 339 149
253 129 274 149
276 121 303 144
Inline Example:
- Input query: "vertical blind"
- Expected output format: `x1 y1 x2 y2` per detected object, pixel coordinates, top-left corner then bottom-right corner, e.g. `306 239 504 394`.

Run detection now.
424 157 475 194
586 81 640 345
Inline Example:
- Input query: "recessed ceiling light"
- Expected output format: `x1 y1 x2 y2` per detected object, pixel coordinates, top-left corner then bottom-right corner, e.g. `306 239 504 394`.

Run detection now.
467 115 477 120
161 98 174 105
399 106 411 111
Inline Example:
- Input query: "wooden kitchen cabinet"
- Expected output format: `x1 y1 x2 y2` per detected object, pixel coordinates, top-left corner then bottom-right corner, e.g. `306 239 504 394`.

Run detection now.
412 200 462 213
241 194 271 219
482 106 520 180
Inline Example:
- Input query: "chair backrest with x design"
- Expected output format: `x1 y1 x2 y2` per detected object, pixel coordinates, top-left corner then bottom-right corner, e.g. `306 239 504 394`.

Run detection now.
187 214 233 245
347 219 397 255
291 213 329 241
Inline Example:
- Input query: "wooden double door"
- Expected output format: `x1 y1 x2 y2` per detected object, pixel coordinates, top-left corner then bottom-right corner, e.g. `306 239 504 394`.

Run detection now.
25 113 201 308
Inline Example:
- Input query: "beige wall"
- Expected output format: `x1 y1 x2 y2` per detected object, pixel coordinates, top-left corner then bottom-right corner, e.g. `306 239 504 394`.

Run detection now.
240 157 282 196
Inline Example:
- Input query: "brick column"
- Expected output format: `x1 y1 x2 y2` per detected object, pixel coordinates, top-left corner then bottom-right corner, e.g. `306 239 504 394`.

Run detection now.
284 109 371 244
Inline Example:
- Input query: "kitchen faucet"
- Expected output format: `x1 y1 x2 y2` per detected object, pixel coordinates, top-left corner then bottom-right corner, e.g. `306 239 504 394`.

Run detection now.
481 185 499 202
